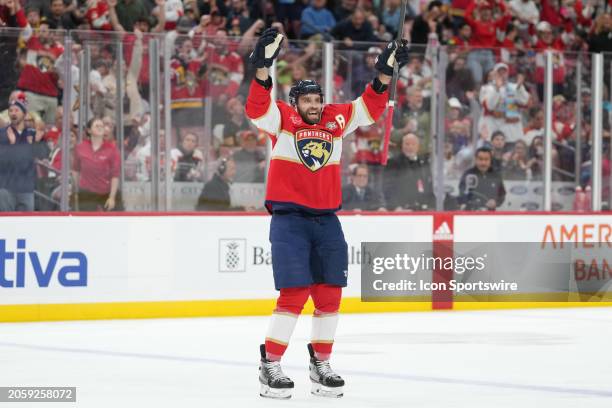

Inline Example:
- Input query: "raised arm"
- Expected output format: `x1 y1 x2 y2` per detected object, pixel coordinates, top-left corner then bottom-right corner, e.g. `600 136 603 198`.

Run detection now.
245 28 284 136
342 40 410 136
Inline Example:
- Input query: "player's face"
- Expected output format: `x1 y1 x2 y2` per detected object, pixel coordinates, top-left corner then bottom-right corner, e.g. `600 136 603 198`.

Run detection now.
296 94 323 125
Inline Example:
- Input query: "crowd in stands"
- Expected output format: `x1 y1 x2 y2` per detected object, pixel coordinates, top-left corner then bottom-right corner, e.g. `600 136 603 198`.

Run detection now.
0 0 611 211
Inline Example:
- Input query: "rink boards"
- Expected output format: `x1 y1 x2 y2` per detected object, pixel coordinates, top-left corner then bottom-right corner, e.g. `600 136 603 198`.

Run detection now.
0 213 611 322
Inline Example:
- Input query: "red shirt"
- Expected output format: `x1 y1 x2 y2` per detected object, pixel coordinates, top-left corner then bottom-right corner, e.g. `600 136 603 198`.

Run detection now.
73 139 120 194
204 45 244 97
17 37 64 97
85 0 113 31
464 0 511 48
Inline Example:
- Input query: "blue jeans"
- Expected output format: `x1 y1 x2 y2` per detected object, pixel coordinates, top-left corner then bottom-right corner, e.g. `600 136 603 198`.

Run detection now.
0 189 35 211
467 49 495 84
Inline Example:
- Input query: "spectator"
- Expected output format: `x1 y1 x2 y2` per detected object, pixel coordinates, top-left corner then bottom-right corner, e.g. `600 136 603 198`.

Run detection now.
464 0 512 83
523 107 544 144
152 0 183 30
479 63 529 144
108 0 150 32
84 0 113 31
197 0 228 19
226 0 254 35
368 14 393 42
90 59 110 118
351 46 380 97
446 116 471 154
509 0 539 30
458 147 506 210
392 85 431 156
533 21 566 100
502 139 534 180
72 118 121 211
342 164 384 211
331 7 377 50
44 0 81 30
1 0 29 28
0 95 44 212
333 0 357 22
588 13 612 54
196 157 236 211
448 21 472 49
204 29 244 100
400 55 433 94
98 30 145 126
169 56 206 138
2 0 33 110
102 116 116 144
232 130 265 183
222 97 251 146
275 0 303 38
445 55 476 106
0 91 43 128
382 0 413 37
527 135 545 180
16 19 63 125
489 130 507 172
25 6 40 28
384 133 436 211
350 116 385 192
171 132 204 182
300 0 336 39
410 0 445 45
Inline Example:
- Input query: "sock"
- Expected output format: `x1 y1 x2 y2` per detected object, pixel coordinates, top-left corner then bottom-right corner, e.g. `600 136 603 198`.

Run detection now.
264 286 310 361
310 284 342 361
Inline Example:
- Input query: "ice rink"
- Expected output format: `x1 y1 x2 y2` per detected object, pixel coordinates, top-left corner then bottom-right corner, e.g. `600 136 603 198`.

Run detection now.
1 307 611 408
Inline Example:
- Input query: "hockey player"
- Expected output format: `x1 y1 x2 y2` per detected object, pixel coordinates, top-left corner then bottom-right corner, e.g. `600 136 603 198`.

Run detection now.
245 28 409 399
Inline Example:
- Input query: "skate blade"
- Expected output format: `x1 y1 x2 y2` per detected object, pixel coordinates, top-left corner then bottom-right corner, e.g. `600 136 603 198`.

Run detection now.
260 383 292 399
311 382 344 398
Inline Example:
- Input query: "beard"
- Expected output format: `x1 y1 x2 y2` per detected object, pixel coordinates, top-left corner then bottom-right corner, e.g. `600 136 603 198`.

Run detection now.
297 106 322 125
9 115 22 127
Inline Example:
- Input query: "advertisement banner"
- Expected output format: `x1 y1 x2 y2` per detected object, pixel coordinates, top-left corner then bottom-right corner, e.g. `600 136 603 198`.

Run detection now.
0 215 432 306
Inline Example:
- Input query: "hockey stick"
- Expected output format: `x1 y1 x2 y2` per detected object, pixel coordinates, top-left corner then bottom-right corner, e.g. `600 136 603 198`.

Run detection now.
380 0 408 165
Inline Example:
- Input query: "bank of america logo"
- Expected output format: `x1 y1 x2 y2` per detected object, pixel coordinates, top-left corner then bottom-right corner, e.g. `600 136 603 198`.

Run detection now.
219 239 246 272
433 222 453 241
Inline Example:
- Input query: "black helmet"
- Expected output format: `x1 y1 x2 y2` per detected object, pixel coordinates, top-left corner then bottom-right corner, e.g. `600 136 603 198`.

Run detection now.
289 80 323 106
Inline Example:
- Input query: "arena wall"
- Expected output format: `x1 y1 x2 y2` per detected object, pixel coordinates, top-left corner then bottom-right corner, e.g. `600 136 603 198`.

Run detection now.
0 212 610 322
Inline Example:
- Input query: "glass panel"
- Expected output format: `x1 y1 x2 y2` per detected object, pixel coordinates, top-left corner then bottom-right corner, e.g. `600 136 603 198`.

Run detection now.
3 25 607 214
441 44 569 212
0 27 67 212
599 52 612 212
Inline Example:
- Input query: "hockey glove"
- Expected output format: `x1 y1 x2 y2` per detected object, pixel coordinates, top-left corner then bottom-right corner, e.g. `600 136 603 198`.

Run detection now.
249 28 284 68
374 40 410 76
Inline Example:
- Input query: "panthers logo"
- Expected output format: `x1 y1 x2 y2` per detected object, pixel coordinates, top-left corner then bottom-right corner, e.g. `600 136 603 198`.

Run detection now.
295 129 334 172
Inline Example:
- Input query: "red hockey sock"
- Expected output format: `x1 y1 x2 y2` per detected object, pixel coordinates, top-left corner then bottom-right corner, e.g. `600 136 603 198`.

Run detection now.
265 286 310 361
310 284 342 361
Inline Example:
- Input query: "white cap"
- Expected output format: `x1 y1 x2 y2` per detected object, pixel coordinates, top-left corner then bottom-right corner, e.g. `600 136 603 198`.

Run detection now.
448 97 462 109
537 21 552 32
494 62 509 72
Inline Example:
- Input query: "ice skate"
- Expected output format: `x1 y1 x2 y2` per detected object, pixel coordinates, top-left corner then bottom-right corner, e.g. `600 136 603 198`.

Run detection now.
308 343 344 398
259 344 294 399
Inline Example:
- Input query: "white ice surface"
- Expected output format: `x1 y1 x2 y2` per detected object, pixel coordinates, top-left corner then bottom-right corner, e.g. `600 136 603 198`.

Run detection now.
1 308 611 407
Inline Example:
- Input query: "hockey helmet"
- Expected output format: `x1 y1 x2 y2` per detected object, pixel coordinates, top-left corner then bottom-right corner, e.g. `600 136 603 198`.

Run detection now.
289 80 323 106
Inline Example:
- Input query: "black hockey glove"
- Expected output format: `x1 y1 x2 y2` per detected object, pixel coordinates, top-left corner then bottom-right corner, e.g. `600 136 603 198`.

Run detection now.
249 28 284 69
374 40 410 76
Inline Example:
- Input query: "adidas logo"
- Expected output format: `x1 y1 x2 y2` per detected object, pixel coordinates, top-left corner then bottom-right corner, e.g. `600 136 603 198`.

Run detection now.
433 222 453 241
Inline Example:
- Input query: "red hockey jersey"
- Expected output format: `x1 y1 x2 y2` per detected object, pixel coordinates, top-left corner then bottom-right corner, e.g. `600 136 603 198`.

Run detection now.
245 80 388 213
